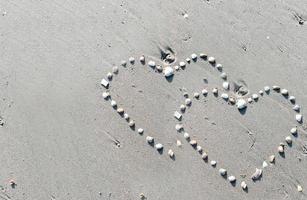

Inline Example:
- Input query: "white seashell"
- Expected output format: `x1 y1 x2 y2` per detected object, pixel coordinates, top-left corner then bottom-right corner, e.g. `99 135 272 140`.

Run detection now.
264 86 270 92
247 97 252 103
212 88 218 95
259 90 264 95
156 65 163 72
164 66 174 77
112 66 119 74
281 89 288 95
229 97 236 105
208 56 215 63
228 176 236 183
289 96 295 102
183 92 189 98
296 114 303 123
202 89 208 96
297 185 303 192
139 55 145 63
174 111 182 120
121 60 127 67
262 161 268 168
128 120 135 127
272 85 280 91
251 168 262 180
194 92 200 98
110 100 117 107
123 113 129 120
252 94 259 100
210 160 217 166
101 79 109 88
216 63 223 71
174 65 180 71
191 53 197 60
290 127 297 135
117 107 124 114
102 92 110 99
285 136 292 144
269 155 275 163
219 168 227 176
148 60 156 68
222 82 229 90
278 145 284 153
293 105 300 112
186 58 191 63
241 181 247 190
185 98 192 106
168 149 174 157
146 136 154 143
128 57 135 64
189 140 197 146
220 72 227 80
183 132 190 139
175 124 183 131
155 143 163 150
236 99 247 110
221 93 229 100
196 145 202 153
176 140 182 147
201 152 208 160
180 104 186 112
179 61 186 68
137 128 144 134
199 53 207 59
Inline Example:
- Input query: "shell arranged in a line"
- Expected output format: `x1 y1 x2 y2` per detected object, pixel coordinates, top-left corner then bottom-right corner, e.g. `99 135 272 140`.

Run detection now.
202 89 208 96
220 72 227 80
269 155 275 163
111 100 117 107
148 60 156 68
146 136 154 143
222 82 229 90
112 66 119 74
191 53 197 60
210 160 217 167
228 175 236 183
179 61 186 68
194 92 200 98
155 143 163 150
164 66 174 77
221 93 229 100
216 63 223 71
129 57 135 64
183 132 190 139
139 55 145 63
285 136 292 144
137 128 144 134
180 104 186 112
175 124 183 131
264 86 270 92
208 56 215 63
168 149 174 157
236 99 247 110
102 92 110 99
174 111 182 120
296 114 303 123
241 181 247 190
281 89 288 96
290 127 297 135
251 168 262 180
185 98 192 106
219 168 227 176
293 105 300 112
101 79 109 88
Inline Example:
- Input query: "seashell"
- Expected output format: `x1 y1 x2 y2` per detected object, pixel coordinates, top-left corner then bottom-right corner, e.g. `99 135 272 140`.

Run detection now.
252 94 258 100
102 92 110 99
236 99 247 110
168 149 174 157
259 90 264 95
293 105 300 112
139 55 145 63
174 111 182 120
129 57 135 64
222 82 229 90
202 89 208 96
179 61 186 68
117 107 124 114
201 152 208 160
128 120 135 127
297 185 303 192
121 60 127 67
262 161 268 168
199 53 207 59
180 104 186 112
137 128 144 134
189 140 197 147
216 63 223 71
228 175 236 183
278 145 284 153
247 97 252 103
220 72 227 80
285 136 292 144
219 168 227 176
155 143 163 150
183 132 190 139
289 96 296 103
212 88 218 95
194 92 200 98
296 114 303 123
101 79 109 88
186 58 191 63
146 136 154 143
183 92 189 98
191 53 197 60
176 140 182 147
281 89 288 96
241 181 247 190
175 124 183 131
229 97 236 105
210 160 217 167
221 93 229 100
112 66 119 74
185 98 192 106
272 85 280 91
290 127 297 135
148 60 156 68
156 65 163 72
123 113 129 120
174 65 180 71
164 66 174 77
208 56 215 63
264 86 270 92
269 155 275 163
110 100 117 107
196 145 202 153
251 168 262 180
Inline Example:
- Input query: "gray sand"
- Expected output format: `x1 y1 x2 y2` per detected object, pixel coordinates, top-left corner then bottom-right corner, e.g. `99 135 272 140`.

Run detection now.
0 0 307 199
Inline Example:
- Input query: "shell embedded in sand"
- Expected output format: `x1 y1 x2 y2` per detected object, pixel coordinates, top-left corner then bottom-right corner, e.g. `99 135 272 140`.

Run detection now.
175 124 183 131
180 104 186 112
264 86 270 92
259 90 264 95
107 72 113 80
281 89 288 95
222 82 230 90
228 176 236 183
168 149 174 157
285 136 292 144
174 65 180 71
121 60 127 67
155 143 163 150
278 145 284 153
247 97 252 103
199 53 207 59
137 128 144 134
269 155 275 163
201 152 208 160
212 88 218 95
156 65 163 72
296 114 303 123
139 55 145 63
146 136 154 143
129 57 135 64
241 181 247 190
196 145 202 153
219 168 227 176
290 127 297 135
220 72 227 80
202 89 208 96
194 92 200 98
262 161 268 168
101 79 109 88
110 100 117 107
251 168 262 180
221 93 229 100
183 132 190 139
185 98 192 106
128 120 135 127
229 97 236 105
252 94 259 100
289 96 296 102
148 60 156 68
216 63 223 71
179 61 186 68
191 53 197 60
102 92 110 99
236 99 247 110
164 66 174 77
186 58 191 63
123 113 129 120
210 160 217 166
208 56 215 63
297 185 303 192
117 107 124 114
112 66 119 74
272 85 280 91
174 111 182 120
189 140 197 146
176 140 182 147
293 105 300 112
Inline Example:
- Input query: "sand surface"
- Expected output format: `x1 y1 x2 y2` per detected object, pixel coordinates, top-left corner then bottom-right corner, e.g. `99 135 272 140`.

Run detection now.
0 0 307 199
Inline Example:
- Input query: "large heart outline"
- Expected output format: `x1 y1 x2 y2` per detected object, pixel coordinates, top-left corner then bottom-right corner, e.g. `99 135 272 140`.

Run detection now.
100 52 304 192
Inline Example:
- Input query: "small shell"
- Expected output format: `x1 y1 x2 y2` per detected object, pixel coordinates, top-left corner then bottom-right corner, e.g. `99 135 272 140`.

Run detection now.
269 155 275 163
281 89 288 96
128 120 135 127
156 65 163 72
229 97 236 105
148 60 156 68
262 161 268 168
174 65 180 71
183 92 189 98
102 92 110 99
194 92 200 98
183 132 190 139
180 104 186 112
264 86 270 92
175 124 183 131
168 149 174 157
289 96 296 103
236 99 247 110
155 143 163 150
191 53 197 60
252 94 259 100
117 107 124 114
189 140 197 147
137 128 144 134
221 93 229 100
179 61 186 68
146 136 154 143
112 66 119 74
220 72 227 80
128 57 135 64
186 58 191 63
297 185 303 192
199 53 207 59
278 145 284 153
164 66 174 77
241 181 247 190
296 114 303 123
222 82 229 90
228 175 236 183
202 89 208 96
219 168 227 176
293 105 300 112
247 97 253 103
174 111 182 120
290 127 297 135
176 140 182 147
196 145 202 153
139 55 145 63
121 60 127 67
101 79 109 88
210 160 217 167
111 100 117 107
285 136 292 144
251 168 262 180
259 90 264 95
272 85 280 91
185 98 192 106
216 63 223 71
208 56 215 63
201 152 208 160
212 88 218 95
